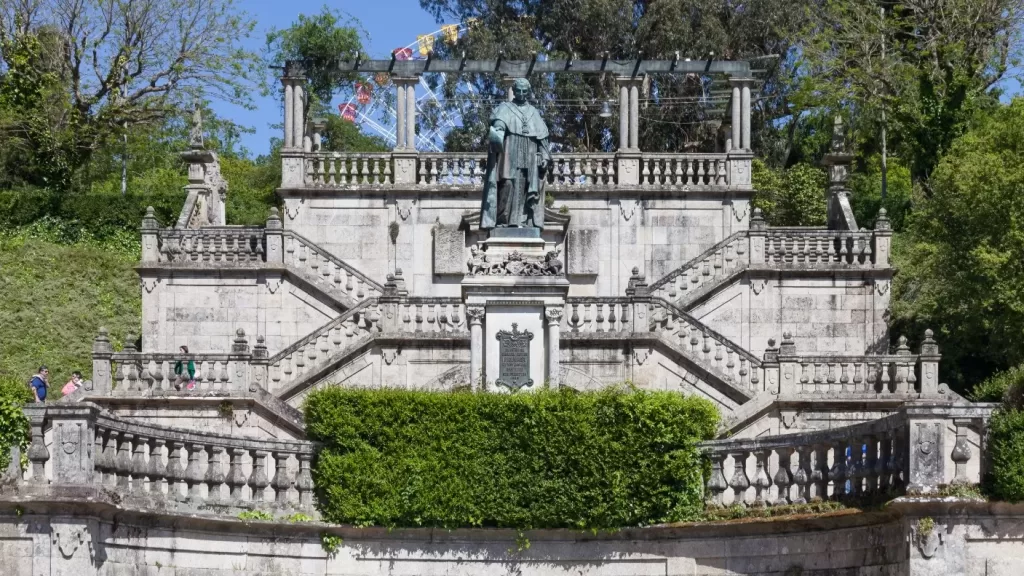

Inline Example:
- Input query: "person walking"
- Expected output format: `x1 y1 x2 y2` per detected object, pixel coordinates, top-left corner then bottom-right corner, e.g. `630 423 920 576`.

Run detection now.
29 366 48 403
173 345 196 391
62 371 83 397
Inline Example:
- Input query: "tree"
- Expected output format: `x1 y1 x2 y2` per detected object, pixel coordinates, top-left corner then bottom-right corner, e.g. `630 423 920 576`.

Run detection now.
751 159 827 226
0 0 259 189
419 0 813 155
892 99 1024 392
798 0 1023 187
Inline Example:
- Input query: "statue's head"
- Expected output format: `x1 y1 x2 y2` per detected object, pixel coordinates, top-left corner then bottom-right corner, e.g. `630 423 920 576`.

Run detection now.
512 78 531 104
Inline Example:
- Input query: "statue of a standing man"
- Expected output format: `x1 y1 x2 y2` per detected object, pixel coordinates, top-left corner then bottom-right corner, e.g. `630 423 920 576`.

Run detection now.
481 78 552 231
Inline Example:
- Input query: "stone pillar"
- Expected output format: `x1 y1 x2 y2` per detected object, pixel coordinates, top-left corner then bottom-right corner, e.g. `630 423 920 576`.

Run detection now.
545 307 563 387
283 82 294 148
292 83 305 151
777 333 798 395
403 76 418 150
48 404 99 484
629 81 640 150
625 267 649 329
918 329 941 396
874 209 892 267
394 80 407 149
265 208 283 264
467 306 485 390
731 82 741 153
741 82 751 150
618 81 629 151
249 335 269 391
91 328 113 395
141 206 159 263
748 208 766 264
761 338 780 395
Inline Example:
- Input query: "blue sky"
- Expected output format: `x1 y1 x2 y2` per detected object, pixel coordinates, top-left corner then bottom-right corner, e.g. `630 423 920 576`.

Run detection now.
212 0 441 156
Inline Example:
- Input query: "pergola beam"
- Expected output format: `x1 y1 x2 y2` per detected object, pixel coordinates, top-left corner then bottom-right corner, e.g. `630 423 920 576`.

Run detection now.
296 57 752 77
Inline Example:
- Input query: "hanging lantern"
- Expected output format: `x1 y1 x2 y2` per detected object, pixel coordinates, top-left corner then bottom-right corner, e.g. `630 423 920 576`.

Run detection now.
356 83 372 105
441 24 460 45
417 34 435 57
373 72 390 87
393 47 413 61
338 103 357 122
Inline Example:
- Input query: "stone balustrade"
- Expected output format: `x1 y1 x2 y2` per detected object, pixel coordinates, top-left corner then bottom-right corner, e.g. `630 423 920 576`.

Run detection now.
267 300 380 394
767 331 944 397
304 152 394 186
640 153 728 188
156 226 265 264
291 151 743 190
762 228 881 266
17 402 316 513
649 231 749 301
392 298 468 334
648 297 763 392
563 298 634 334
701 403 993 507
282 230 385 301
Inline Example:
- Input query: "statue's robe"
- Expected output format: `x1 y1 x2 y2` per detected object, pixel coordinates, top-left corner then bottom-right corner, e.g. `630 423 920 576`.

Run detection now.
481 101 551 230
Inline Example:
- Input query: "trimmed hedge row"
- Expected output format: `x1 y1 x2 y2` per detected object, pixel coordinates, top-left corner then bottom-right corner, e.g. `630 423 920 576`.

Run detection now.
988 408 1024 502
305 387 719 529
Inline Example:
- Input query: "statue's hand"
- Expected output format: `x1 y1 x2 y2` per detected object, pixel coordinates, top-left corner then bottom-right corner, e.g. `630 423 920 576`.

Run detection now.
488 127 504 151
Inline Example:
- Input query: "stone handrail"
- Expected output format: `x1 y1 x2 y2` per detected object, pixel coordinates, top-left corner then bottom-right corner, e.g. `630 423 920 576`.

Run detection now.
304 151 394 186
282 230 385 299
266 300 379 393
648 231 749 298
770 332 943 397
763 228 881 266
175 189 201 228
701 403 993 507
641 153 728 187
292 151 749 190
392 297 468 334
157 226 266 264
109 350 254 395
563 297 634 333
649 297 763 392
18 403 316 513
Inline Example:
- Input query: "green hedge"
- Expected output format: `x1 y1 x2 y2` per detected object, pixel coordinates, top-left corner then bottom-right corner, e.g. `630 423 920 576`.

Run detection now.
988 408 1024 502
305 387 719 529
0 376 32 471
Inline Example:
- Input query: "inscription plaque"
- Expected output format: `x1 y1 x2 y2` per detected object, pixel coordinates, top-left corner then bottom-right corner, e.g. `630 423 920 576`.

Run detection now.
495 323 533 390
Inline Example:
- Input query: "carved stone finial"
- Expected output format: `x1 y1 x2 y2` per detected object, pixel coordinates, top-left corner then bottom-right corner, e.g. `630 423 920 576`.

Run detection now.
768 338 776 348
93 328 112 354
253 335 268 360
920 329 940 356
189 101 204 150
750 207 766 230
896 335 911 355
232 329 250 355
142 206 159 229
778 332 796 356
123 335 138 354
875 207 891 231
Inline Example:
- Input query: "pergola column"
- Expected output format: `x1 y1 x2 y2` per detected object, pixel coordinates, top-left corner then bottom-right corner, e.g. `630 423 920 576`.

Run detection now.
615 76 643 185
729 77 754 152
393 76 419 151
280 61 307 188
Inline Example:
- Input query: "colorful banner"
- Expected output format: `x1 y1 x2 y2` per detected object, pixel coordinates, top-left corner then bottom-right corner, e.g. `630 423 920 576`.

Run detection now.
441 24 459 44
338 103 357 122
417 34 435 56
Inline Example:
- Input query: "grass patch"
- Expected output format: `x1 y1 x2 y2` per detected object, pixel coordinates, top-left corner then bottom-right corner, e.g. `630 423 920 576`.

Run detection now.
0 234 140 384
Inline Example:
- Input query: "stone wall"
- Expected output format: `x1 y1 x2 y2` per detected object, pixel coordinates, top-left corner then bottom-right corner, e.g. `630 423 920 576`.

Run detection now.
281 191 753 298
141 273 337 355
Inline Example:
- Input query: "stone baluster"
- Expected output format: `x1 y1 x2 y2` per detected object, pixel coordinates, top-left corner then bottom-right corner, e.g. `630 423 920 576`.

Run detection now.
753 449 772 506
249 450 271 503
92 430 107 486
877 434 892 493
774 447 794 505
728 451 751 506
115 432 133 489
165 440 186 501
792 446 812 504
101 429 118 487
273 452 292 505
297 453 314 510
705 452 728 507
862 435 879 495
184 442 204 501
831 441 849 500
27 412 48 482
812 444 830 501
130 435 148 493
847 440 862 497
205 445 226 503
227 448 248 502
148 438 166 494
951 420 973 485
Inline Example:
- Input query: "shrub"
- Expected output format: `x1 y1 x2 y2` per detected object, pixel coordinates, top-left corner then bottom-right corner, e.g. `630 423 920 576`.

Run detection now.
305 387 719 529
970 365 1024 404
0 376 32 471
987 408 1024 502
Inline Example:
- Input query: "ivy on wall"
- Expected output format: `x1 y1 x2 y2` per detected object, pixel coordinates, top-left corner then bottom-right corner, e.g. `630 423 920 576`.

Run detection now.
305 387 718 529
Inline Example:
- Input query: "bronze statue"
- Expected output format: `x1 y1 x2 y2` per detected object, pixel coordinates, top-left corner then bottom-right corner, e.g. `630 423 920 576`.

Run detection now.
481 78 552 231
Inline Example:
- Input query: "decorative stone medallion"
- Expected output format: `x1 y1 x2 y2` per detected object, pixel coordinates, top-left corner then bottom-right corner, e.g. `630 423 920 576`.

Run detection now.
495 323 534 390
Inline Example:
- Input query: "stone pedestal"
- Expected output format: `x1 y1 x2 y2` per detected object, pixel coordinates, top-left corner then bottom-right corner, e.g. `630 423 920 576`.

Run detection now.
463 230 569 390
